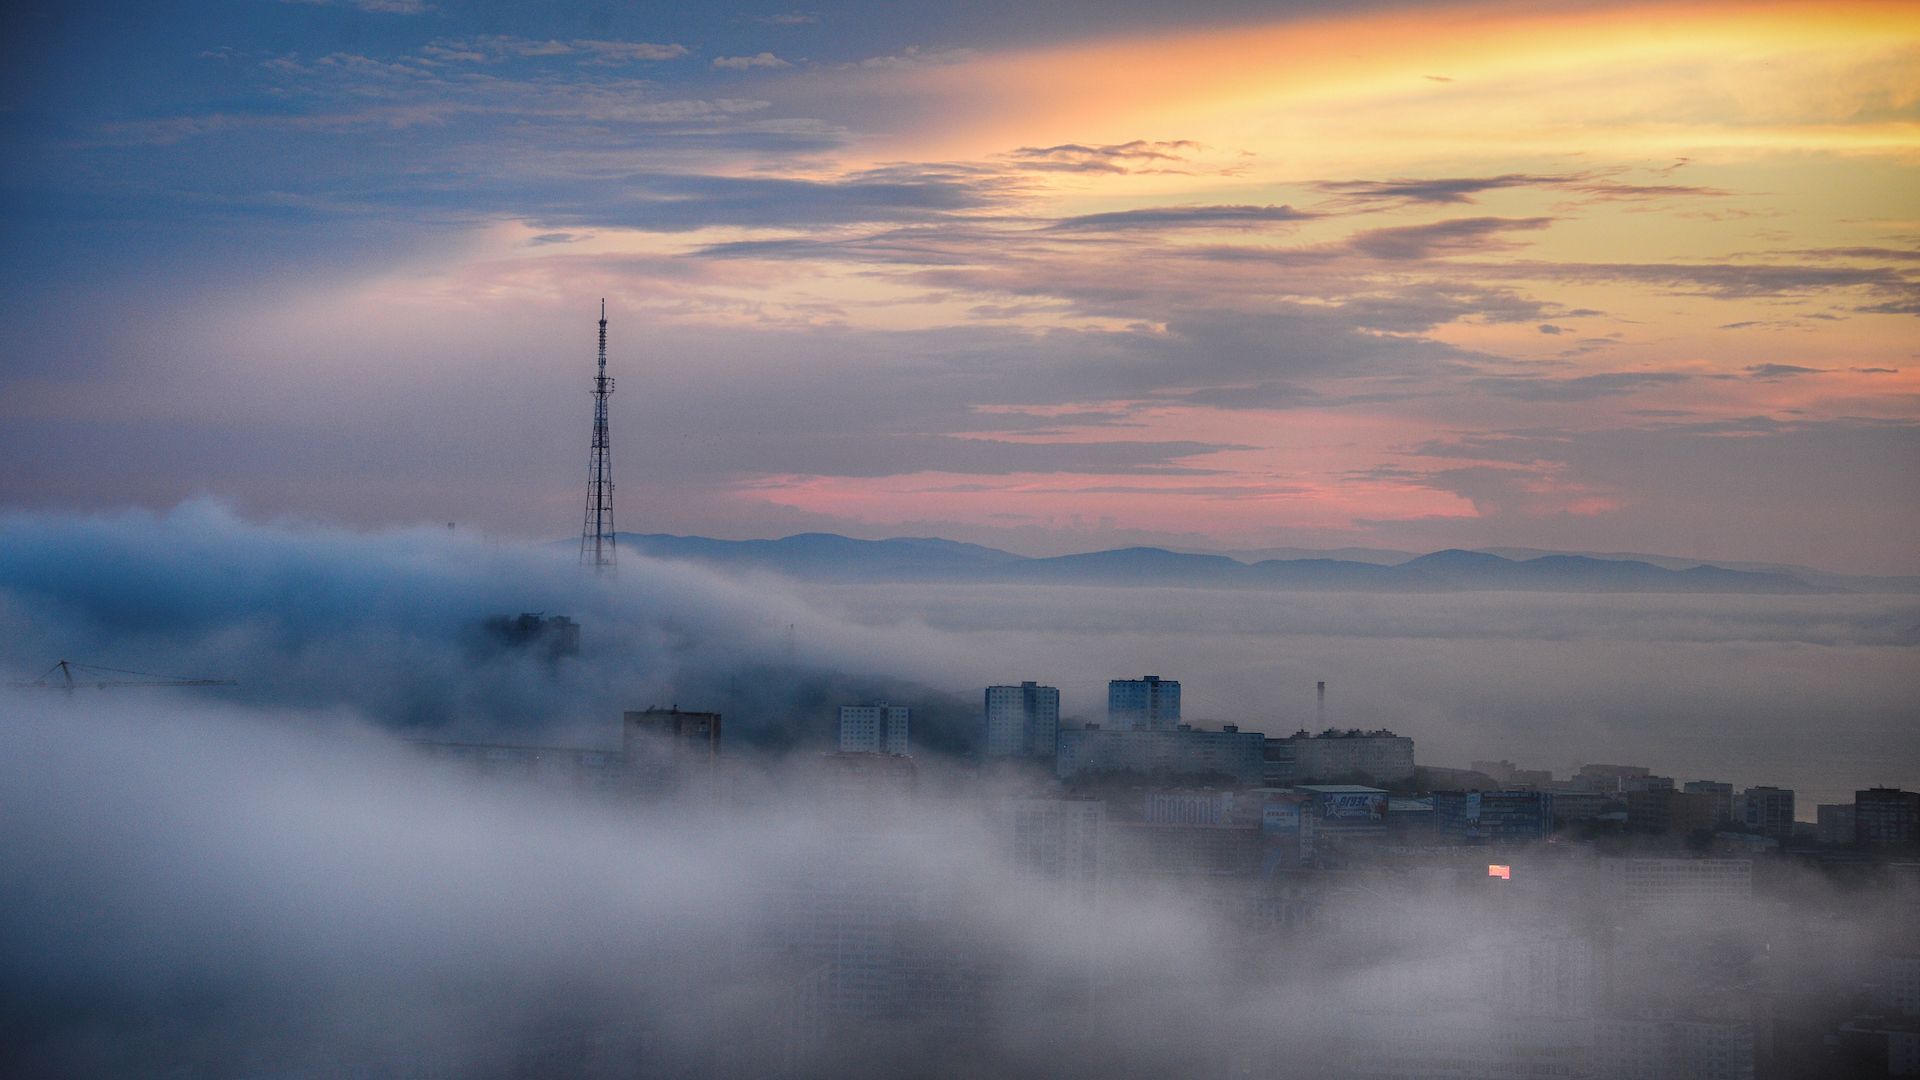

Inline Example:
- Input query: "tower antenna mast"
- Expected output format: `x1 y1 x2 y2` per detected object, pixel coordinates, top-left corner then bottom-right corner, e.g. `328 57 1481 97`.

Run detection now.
580 299 616 572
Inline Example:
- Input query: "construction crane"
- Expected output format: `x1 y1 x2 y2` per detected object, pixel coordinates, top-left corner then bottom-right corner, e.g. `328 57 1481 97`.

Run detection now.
7 660 237 692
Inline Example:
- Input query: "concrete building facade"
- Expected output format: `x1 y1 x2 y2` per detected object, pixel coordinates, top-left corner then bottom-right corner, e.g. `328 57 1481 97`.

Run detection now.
1856 787 1920 849
1055 723 1264 785
1740 785 1795 838
1276 728 1415 785
1107 675 1181 731
1433 789 1556 843
838 703 910 755
984 682 1060 759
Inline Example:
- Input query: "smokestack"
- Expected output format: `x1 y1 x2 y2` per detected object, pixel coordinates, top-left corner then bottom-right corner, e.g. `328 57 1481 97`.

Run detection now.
1316 680 1326 727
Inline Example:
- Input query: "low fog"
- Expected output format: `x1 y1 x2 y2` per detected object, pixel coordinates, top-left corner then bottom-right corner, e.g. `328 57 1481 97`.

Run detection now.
2 503 1917 1077
4 694 1912 1078
4 501 1912 802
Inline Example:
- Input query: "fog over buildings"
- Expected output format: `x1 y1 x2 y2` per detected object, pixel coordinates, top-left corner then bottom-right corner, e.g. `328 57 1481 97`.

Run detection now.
3 3 1918 1073
2 503 1918 1076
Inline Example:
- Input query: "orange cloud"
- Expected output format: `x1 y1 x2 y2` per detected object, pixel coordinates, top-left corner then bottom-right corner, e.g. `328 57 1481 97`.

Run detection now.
832 0 1920 168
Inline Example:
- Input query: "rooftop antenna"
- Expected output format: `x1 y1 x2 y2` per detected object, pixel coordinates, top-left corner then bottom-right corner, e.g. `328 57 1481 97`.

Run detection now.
580 298 616 573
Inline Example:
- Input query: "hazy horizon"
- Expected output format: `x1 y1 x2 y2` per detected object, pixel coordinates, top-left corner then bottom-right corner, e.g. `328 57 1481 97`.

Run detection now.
5 502 1913 808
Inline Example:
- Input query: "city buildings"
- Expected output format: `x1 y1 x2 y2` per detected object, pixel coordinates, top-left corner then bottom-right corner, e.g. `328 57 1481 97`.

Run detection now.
480 611 581 660
623 707 722 765
394 670 1920 1080
1739 785 1795 838
1432 789 1556 843
983 682 1060 759
1595 1015 1756 1080
1578 763 1652 789
1626 788 1720 836
1107 675 1180 730
995 797 1106 900
1055 723 1264 785
1271 727 1415 785
419 705 724 792
1615 858 1753 911
1143 789 1238 826
1471 759 1554 788
1296 784 1390 833
838 702 910 755
416 739 629 790
1856 787 1920 848
1816 803 1857 846
1682 780 1735 825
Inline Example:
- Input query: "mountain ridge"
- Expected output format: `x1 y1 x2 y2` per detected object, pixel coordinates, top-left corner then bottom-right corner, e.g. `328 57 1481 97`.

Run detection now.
590 533 1904 594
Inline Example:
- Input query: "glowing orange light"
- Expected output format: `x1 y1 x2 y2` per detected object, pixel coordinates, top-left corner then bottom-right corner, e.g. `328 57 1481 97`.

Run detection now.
1489 864 1511 880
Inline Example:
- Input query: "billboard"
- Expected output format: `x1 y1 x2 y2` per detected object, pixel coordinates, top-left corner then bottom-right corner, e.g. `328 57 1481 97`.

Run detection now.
1263 799 1302 833
1319 790 1387 823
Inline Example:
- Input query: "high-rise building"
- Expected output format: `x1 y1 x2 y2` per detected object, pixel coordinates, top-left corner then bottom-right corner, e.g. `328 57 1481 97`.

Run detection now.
1576 763 1651 793
838 702 910 755
1107 675 1180 730
623 707 722 765
1683 780 1735 824
984 682 1060 758
1628 789 1720 836
1816 803 1857 846
1855 787 1920 848
995 797 1105 902
1740 786 1795 838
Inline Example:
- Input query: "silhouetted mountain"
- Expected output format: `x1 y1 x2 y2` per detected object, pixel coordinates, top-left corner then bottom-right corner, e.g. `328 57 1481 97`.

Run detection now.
1007 547 1247 584
604 533 1850 593
618 532 1022 581
1475 546 1920 593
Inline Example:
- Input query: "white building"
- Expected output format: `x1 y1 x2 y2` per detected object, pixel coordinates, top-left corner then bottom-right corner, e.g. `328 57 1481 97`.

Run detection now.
838 702 910 755
995 798 1106 901
1144 789 1240 826
1107 675 1180 731
984 682 1060 758
1615 857 1752 912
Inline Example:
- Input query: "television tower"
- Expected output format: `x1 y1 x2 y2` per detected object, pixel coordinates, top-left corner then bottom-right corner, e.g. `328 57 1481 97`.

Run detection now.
580 299 616 572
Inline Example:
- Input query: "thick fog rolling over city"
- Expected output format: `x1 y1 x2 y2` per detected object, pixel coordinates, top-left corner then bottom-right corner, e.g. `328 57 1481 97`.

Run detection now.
3 503 1914 800
2 660 1914 1078
4 504 1919 1076
6 0 1920 1075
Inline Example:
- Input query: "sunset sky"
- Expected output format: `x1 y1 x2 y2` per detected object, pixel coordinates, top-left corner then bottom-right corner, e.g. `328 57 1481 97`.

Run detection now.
3 0 1916 571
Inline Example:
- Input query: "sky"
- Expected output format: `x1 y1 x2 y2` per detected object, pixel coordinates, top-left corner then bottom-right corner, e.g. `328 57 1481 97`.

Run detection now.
2 0 1917 571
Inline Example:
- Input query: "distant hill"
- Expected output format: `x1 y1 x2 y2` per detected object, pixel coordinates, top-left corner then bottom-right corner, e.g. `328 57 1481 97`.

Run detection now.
604 533 1877 594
